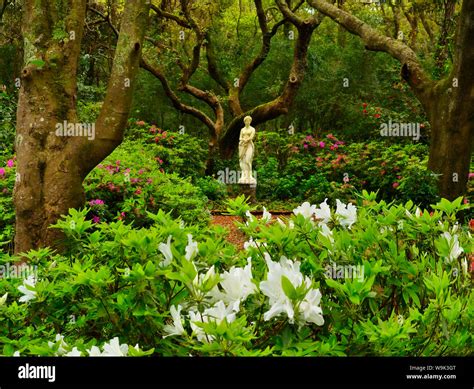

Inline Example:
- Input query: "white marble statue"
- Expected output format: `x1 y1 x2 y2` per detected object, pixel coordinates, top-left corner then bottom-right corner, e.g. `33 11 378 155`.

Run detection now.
238 115 257 185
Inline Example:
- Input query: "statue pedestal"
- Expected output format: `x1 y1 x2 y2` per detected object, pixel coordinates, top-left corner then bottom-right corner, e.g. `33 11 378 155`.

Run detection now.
239 183 257 204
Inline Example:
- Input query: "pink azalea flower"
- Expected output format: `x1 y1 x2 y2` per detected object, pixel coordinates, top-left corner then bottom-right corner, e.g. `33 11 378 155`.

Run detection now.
392 182 400 189
319 141 325 148
468 173 474 180
7 159 14 168
89 199 105 206
92 216 100 224
303 144 309 149
0 168 5 177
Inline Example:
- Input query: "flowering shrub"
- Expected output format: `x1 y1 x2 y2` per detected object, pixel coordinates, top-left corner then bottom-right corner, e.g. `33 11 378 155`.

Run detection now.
84 140 210 227
253 132 444 209
0 194 472 356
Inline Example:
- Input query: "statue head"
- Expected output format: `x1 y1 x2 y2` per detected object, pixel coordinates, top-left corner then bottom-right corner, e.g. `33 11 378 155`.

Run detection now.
244 116 252 126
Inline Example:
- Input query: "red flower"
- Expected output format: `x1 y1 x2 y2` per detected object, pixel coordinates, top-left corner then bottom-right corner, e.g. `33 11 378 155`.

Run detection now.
362 103 368 108
374 114 381 119
362 109 368 115
469 219 474 231
392 182 400 189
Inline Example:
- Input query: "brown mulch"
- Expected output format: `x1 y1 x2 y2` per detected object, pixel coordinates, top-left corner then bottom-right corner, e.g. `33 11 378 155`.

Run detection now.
210 211 293 251
210 215 247 250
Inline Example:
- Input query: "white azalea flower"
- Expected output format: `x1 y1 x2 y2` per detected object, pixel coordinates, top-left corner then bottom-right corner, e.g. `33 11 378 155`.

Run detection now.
185 234 199 261
163 305 186 338
260 255 324 326
0 292 7 306
245 210 254 221
48 334 68 356
442 232 463 263
188 310 208 343
335 199 357 229
65 347 82 357
293 202 317 219
262 207 272 223
87 346 102 357
205 300 236 323
189 301 236 343
18 274 37 303
259 255 304 323
299 289 324 326
101 337 129 356
210 258 257 312
315 198 331 224
158 235 173 267
319 223 334 243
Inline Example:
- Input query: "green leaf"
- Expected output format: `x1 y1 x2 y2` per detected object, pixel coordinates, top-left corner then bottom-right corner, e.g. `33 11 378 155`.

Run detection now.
281 275 297 300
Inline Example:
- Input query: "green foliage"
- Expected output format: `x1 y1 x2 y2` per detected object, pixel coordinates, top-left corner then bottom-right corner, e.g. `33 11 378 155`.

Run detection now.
84 139 210 228
0 196 472 356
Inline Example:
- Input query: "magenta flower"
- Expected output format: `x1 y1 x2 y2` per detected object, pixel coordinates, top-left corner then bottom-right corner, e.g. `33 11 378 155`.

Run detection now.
319 141 325 148
7 160 14 168
138 169 144 175
468 173 474 180
89 199 105 206
0 168 5 177
303 144 309 149
92 216 100 224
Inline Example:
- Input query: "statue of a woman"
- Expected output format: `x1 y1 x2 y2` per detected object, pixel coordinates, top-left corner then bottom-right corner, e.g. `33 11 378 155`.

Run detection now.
238 116 257 185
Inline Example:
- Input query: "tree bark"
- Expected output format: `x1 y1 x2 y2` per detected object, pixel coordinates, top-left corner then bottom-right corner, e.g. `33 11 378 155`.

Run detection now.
14 0 149 254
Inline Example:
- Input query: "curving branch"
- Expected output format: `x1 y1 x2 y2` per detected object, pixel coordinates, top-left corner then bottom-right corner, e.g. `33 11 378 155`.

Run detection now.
306 0 434 104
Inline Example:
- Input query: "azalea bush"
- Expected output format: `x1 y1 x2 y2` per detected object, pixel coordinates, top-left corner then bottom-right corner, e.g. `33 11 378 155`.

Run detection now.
83 140 210 227
0 194 472 356
252 132 443 208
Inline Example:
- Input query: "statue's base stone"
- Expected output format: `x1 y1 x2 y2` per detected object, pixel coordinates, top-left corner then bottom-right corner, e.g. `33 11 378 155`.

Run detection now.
238 183 257 204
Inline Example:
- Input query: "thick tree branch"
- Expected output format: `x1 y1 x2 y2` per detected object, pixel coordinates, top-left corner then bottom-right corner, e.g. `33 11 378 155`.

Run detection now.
220 4 321 157
140 57 219 136
89 0 150 167
307 0 434 103
150 3 190 29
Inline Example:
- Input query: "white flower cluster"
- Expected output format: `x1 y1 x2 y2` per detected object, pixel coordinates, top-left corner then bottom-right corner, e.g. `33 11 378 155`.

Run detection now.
260 253 324 326
45 334 140 356
293 198 357 229
162 235 325 342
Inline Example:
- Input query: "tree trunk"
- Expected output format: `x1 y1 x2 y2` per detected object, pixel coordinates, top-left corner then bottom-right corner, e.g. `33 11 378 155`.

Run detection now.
14 0 149 254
